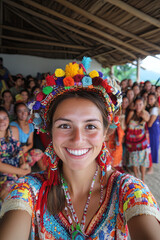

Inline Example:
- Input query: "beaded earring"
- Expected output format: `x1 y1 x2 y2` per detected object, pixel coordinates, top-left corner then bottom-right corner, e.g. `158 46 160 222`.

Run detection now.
96 141 112 180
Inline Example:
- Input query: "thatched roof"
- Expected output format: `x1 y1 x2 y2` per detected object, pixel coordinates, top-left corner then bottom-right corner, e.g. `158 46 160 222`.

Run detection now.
1 0 160 67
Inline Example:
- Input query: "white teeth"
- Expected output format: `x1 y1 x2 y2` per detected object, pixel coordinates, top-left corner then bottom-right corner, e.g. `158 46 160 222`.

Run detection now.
67 148 89 156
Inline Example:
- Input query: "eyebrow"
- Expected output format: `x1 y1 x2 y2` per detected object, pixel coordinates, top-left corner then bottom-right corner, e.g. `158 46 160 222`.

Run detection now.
54 118 101 123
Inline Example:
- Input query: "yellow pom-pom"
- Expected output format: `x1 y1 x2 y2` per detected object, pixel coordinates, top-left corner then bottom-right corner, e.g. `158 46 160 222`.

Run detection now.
89 70 99 78
78 68 84 75
65 63 79 77
55 68 65 77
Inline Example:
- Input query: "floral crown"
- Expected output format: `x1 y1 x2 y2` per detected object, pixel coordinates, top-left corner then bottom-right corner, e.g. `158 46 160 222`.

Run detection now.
30 57 122 131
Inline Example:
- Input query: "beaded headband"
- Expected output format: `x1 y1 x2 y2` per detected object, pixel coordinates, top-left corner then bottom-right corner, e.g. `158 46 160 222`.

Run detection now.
29 57 122 131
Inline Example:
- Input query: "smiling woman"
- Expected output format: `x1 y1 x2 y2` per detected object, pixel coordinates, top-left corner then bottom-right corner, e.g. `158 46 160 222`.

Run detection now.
0 58 160 240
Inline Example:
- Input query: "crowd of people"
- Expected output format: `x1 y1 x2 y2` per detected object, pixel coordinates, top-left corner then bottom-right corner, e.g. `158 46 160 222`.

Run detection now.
109 78 160 182
0 57 160 239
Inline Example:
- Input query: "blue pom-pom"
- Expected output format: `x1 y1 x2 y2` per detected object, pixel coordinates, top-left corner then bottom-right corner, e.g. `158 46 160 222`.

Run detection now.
56 77 64 86
98 71 103 78
33 101 41 110
82 56 92 70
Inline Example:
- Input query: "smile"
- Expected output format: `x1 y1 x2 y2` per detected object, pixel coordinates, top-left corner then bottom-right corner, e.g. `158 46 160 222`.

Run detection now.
66 148 90 156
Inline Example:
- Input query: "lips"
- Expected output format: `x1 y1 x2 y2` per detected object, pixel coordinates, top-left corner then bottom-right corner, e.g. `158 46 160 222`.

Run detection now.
66 148 90 156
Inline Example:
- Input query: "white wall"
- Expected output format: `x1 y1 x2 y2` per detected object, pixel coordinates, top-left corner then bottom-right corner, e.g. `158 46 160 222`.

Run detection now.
0 53 102 77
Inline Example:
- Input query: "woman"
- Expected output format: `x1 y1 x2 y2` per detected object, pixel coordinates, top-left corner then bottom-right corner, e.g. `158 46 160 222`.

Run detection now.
126 97 150 182
0 59 160 240
147 93 160 165
1 90 15 122
0 107 30 203
10 102 44 168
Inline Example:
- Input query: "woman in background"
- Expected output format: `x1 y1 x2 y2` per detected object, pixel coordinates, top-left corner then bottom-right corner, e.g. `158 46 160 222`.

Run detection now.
147 93 160 170
0 107 30 203
126 96 150 182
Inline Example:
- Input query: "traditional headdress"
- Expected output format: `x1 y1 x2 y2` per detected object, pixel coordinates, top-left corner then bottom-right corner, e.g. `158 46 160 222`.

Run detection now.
31 57 122 217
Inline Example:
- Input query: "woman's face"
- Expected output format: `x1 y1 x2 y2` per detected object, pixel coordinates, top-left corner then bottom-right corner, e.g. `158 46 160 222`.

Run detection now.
21 91 29 103
16 104 29 121
135 99 144 113
52 97 107 171
122 97 129 110
3 92 13 103
0 111 9 132
133 86 140 96
127 90 134 102
148 95 156 107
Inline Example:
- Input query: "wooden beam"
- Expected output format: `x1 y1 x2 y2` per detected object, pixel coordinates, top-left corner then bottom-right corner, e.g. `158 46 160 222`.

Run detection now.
3 0 137 59
0 0 3 46
0 35 87 49
0 45 80 54
6 5 53 37
12 0 150 56
0 25 58 41
56 0 160 51
104 0 160 28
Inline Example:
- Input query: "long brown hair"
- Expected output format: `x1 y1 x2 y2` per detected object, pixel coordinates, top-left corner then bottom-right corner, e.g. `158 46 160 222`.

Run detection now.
0 106 10 142
47 90 110 215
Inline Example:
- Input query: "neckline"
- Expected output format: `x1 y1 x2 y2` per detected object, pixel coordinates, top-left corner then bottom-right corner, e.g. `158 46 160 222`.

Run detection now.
58 170 120 236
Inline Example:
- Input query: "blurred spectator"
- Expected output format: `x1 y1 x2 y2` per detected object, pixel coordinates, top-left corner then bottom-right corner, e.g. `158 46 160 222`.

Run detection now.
147 93 160 171
156 86 160 106
120 79 128 95
1 90 15 122
20 89 30 104
128 79 133 88
132 82 140 98
140 89 148 108
144 80 152 93
0 58 14 89
126 88 135 110
10 77 23 98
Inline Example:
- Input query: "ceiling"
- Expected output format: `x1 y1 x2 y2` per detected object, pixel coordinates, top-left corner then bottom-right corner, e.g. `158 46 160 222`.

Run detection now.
0 0 160 67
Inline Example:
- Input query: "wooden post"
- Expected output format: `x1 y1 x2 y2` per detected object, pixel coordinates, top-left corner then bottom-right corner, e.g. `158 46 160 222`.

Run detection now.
110 65 114 80
136 58 141 83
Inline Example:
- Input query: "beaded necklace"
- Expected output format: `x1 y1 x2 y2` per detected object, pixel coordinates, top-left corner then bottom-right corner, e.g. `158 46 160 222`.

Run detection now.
61 165 101 240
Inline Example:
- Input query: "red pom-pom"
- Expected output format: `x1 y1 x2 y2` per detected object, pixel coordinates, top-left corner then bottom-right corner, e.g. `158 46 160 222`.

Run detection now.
36 92 45 101
46 74 56 86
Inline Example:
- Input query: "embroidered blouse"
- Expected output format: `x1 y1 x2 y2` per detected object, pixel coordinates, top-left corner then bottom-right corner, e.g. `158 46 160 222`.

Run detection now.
0 171 160 240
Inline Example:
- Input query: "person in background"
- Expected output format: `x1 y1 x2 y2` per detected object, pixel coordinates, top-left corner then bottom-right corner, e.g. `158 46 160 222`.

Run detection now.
10 76 23 99
147 93 160 173
156 86 160 107
0 59 160 240
126 96 150 182
0 107 30 205
151 85 156 93
0 57 14 89
140 89 148 108
132 82 140 98
10 102 44 169
128 79 133 88
144 80 152 93
20 89 30 104
120 79 128 96
1 90 15 122
126 88 135 110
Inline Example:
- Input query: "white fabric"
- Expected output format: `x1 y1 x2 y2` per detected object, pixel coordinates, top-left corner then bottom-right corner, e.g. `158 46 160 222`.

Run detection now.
150 107 159 116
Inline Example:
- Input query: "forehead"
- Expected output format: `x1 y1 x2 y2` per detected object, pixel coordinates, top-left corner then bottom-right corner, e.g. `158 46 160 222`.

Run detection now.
0 111 8 116
53 97 103 119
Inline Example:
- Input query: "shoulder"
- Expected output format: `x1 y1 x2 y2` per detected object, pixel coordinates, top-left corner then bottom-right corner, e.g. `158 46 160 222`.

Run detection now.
0 171 47 218
150 107 159 116
10 126 19 140
10 121 18 127
29 123 34 132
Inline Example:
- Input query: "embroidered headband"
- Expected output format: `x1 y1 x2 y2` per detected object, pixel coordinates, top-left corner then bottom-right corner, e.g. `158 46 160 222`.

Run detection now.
29 57 122 131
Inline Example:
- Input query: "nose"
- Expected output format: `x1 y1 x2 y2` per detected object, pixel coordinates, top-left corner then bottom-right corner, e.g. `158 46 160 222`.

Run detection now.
72 127 83 142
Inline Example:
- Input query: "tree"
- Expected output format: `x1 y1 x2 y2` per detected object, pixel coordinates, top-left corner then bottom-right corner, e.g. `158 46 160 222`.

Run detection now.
102 63 136 81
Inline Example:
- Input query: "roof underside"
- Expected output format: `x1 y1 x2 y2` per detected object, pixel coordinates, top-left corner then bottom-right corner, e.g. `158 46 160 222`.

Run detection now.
0 0 160 67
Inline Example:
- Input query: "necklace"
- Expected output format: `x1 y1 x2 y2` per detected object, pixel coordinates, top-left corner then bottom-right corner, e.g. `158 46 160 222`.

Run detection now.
61 165 102 239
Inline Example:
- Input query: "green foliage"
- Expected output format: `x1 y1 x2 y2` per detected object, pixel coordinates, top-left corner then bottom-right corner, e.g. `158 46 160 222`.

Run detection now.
102 64 136 81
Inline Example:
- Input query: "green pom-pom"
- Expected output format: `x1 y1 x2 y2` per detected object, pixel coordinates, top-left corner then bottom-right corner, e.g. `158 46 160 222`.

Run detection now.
42 86 53 95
